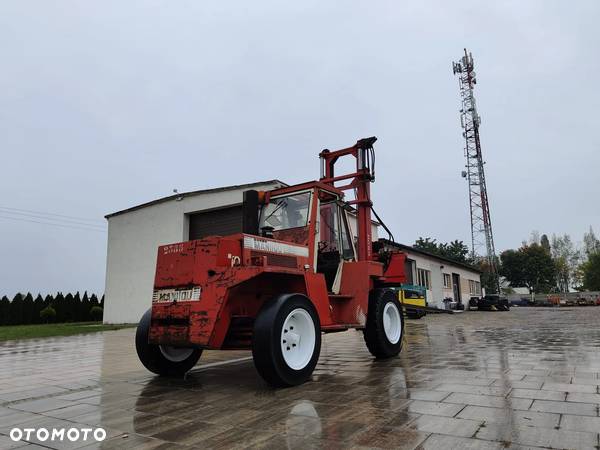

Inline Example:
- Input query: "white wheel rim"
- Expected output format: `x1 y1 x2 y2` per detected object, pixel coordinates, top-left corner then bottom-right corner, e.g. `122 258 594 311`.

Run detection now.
281 308 316 370
383 302 402 344
159 345 194 362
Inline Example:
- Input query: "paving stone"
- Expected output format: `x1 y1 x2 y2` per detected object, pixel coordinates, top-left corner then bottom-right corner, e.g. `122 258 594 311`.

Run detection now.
560 414 600 433
0 434 31 449
406 389 450 402
443 392 532 410
541 382 597 393
407 400 465 417
419 434 505 450
530 399 598 416
475 421 597 449
408 414 483 438
565 392 600 404
491 380 543 390
350 424 429 449
41 403 101 420
570 377 600 385
457 405 560 429
510 388 566 401
78 433 173 450
434 384 508 396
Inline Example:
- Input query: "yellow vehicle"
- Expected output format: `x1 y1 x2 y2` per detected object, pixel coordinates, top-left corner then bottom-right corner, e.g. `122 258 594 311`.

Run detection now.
397 284 427 319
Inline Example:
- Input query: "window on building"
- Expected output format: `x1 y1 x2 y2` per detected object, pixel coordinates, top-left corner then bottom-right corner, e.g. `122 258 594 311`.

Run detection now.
469 280 481 295
417 268 431 289
443 273 451 288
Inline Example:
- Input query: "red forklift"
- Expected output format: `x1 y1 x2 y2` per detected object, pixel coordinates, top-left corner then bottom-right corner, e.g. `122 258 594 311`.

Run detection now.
136 137 409 386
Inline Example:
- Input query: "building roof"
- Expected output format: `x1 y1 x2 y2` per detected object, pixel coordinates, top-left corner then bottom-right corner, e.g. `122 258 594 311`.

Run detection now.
379 239 483 273
105 179 286 219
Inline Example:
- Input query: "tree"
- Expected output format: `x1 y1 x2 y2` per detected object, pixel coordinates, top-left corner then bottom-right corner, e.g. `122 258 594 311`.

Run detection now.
414 237 472 264
53 292 66 322
40 306 56 323
500 244 556 294
582 252 600 291
81 291 91 322
477 257 500 294
73 292 82 321
414 237 440 254
63 293 75 322
499 249 526 286
551 234 582 292
10 293 24 325
33 294 45 324
90 306 103 321
529 230 540 245
0 296 10 326
440 240 471 264
22 293 35 325
540 234 551 254
583 226 600 257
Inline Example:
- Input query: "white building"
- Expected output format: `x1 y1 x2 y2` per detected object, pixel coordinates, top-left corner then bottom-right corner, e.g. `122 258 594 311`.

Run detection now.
382 241 482 309
103 180 481 323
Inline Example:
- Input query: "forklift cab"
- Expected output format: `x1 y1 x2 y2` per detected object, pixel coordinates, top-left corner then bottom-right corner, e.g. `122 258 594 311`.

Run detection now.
256 185 356 292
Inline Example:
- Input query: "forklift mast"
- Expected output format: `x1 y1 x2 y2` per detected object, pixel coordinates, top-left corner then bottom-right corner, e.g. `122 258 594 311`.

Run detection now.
319 136 377 261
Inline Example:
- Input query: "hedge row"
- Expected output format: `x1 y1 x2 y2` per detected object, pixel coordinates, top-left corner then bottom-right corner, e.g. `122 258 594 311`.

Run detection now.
0 292 104 326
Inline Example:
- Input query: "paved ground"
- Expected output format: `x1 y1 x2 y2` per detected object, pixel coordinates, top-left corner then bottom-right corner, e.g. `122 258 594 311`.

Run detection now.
2 307 600 449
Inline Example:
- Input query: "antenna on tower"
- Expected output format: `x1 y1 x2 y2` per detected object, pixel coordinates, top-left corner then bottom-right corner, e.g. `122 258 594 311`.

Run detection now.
453 49 499 294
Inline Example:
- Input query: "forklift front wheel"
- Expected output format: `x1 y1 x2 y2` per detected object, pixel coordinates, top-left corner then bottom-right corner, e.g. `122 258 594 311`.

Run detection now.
364 289 404 358
252 294 321 387
135 309 202 376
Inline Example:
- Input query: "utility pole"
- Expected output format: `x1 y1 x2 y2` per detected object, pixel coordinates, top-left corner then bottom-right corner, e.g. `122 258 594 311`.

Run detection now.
453 49 499 294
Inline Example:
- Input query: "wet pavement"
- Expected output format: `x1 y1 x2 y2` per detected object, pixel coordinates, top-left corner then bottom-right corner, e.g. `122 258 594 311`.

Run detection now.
2 307 600 449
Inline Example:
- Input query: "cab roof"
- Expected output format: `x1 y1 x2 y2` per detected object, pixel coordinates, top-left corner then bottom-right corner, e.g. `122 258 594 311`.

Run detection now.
268 180 343 198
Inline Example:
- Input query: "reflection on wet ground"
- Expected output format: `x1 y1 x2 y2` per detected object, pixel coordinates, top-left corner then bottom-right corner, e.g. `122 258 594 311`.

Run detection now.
2 307 600 449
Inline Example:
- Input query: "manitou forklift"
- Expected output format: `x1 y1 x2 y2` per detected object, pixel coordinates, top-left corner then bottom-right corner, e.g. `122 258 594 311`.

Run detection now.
136 137 409 386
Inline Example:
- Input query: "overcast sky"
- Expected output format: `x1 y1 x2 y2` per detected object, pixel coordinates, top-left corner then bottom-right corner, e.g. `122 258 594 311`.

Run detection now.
1 1 598 296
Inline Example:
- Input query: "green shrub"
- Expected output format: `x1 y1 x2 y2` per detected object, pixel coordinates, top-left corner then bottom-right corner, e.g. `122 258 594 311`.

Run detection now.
40 306 57 323
89 306 103 321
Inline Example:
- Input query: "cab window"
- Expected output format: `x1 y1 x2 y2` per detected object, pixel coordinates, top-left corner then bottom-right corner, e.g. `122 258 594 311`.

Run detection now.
260 192 311 231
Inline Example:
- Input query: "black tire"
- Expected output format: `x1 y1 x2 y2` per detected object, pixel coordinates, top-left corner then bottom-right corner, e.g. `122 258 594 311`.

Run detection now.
252 294 321 387
135 309 202 376
364 289 404 358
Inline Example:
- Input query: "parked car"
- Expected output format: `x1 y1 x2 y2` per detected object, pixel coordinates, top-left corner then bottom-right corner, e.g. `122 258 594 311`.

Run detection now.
510 298 533 307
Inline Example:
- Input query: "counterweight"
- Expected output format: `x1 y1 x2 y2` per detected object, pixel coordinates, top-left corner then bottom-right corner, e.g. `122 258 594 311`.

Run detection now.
453 49 499 293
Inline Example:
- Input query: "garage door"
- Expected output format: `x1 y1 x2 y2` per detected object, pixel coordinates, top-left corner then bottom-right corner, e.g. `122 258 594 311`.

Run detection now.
188 206 243 240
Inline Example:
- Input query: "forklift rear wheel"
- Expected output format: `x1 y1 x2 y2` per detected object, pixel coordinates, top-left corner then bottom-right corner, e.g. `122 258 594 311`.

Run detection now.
252 294 321 387
364 289 404 358
135 309 202 376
